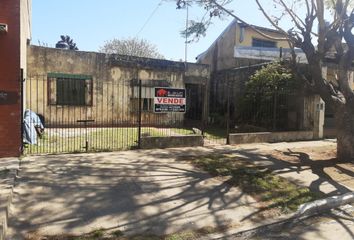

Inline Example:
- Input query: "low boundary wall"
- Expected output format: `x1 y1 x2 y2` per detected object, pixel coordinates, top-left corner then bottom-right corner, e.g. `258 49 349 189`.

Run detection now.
229 131 314 145
140 135 204 149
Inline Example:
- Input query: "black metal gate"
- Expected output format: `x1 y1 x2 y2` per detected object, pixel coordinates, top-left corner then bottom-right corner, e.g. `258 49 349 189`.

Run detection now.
23 70 302 155
23 75 206 155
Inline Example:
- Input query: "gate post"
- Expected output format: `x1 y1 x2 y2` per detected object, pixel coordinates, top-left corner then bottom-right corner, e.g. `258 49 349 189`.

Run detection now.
137 79 142 148
226 79 231 145
272 91 277 131
20 68 24 154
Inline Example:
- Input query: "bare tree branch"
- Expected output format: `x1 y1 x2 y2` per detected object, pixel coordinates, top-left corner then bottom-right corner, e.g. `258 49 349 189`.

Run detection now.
209 0 289 41
279 0 306 32
253 0 290 38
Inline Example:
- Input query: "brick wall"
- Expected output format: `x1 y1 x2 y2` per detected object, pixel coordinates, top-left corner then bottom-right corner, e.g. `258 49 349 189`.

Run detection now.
0 0 22 157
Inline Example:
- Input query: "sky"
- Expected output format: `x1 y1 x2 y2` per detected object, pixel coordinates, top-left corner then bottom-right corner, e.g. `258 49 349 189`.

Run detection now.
31 0 292 62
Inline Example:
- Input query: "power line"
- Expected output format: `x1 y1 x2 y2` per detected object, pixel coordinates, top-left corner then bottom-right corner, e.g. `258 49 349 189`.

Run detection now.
136 0 164 37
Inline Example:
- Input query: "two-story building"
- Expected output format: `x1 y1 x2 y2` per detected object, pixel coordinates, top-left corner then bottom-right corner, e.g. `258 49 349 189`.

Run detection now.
197 19 322 137
197 20 306 71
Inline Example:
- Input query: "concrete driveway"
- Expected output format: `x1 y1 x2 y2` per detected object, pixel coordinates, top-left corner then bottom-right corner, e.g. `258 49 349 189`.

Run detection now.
8 147 260 239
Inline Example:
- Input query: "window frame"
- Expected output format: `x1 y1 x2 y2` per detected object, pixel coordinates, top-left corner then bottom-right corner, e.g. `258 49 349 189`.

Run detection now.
131 97 154 112
252 38 277 48
47 73 93 107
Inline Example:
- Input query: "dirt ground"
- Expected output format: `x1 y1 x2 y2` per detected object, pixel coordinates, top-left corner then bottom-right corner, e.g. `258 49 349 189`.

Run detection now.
263 142 354 192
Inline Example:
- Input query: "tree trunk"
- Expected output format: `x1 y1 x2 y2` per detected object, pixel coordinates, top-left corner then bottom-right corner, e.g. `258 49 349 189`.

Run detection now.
336 105 354 162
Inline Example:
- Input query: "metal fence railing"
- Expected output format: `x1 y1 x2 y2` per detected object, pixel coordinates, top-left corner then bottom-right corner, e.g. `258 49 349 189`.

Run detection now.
205 72 303 145
23 75 206 154
23 71 303 154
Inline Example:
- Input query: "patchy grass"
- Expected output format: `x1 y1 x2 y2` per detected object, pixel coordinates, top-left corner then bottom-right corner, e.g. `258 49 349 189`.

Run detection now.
204 127 227 140
112 230 124 238
165 226 222 240
170 128 195 135
24 126 233 155
25 226 225 240
24 127 169 155
91 228 105 238
188 154 322 212
24 128 137 154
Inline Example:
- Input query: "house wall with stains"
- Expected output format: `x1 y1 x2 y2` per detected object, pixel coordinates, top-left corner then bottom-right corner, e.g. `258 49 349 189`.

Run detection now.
197 20 290 72
27 46 209 127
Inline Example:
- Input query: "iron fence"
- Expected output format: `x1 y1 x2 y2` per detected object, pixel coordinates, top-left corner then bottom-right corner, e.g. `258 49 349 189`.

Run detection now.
23 70 303 154
23 75 206 154
206 66 304 145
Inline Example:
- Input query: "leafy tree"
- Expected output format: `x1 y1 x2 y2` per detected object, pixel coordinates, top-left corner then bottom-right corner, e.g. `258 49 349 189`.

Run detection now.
99 37 164 59
177 0 354 161
55 35 78 50
246 61 297 93
240 61 298 130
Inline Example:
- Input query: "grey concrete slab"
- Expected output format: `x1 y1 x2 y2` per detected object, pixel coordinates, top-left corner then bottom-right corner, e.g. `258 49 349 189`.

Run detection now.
0 158 19 240
7 140 352 239
7 148 261 239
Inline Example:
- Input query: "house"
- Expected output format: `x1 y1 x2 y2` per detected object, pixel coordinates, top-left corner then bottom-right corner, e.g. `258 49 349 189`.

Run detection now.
26 46 210 127
196 19 323 137
0 0 31 157
196 19 307 71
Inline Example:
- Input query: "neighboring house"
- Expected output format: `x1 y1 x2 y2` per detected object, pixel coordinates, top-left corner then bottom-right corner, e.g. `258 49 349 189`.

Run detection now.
196 20 322 136
197 19 306 72
197 19 354 138
26 46 209 127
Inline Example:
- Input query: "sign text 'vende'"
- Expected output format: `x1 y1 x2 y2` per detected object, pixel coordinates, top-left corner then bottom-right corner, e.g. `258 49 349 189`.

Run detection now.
154 87 186 113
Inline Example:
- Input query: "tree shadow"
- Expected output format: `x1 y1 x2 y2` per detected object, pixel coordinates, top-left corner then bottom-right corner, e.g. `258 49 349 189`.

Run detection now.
9 150 255 239
281 149 352 195
150 144 354 236
9 143 354 239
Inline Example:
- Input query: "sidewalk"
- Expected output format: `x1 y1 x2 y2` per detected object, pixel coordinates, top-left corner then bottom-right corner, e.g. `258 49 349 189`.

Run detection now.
8 147 262 239
0 158 19 240
7 140 354 239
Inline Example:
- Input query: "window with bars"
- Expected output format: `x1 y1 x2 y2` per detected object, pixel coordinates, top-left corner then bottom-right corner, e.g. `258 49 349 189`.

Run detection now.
130 86 154 112
56 78 86 106
252 38 277 48
48 73 93 106
131 98 154 112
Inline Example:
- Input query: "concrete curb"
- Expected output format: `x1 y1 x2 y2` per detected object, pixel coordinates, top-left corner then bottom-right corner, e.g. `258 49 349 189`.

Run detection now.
0 158 20 240
201 202 354 240
199 213 296 240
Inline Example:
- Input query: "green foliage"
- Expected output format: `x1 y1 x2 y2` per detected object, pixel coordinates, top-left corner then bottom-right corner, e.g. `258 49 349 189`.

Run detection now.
237 61 299 130
176 0 233 41
181 20 209 41
325 0 354 14
246 61 297 93
55 35 79 50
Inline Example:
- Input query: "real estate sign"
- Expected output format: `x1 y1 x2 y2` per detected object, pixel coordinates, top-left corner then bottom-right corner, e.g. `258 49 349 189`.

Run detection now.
154 87 186 113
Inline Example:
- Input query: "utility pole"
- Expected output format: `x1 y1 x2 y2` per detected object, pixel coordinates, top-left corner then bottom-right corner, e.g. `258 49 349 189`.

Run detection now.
185 2 189 62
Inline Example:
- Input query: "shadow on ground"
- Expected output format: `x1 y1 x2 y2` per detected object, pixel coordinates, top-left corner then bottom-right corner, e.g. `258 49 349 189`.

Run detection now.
9 148 257 239
8 141 354 239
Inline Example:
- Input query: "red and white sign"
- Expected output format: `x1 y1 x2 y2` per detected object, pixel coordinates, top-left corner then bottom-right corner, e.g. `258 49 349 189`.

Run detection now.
154 97 186 105
154 87 186 113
